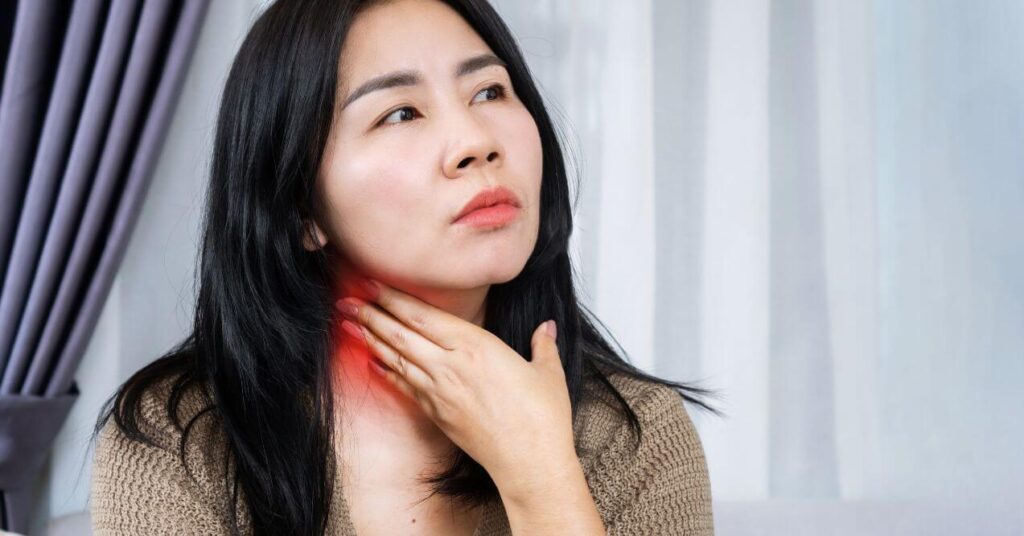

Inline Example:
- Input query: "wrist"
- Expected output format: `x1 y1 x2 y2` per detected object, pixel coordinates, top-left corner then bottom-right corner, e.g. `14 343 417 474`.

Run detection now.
495 450 586 507
494 452 605 535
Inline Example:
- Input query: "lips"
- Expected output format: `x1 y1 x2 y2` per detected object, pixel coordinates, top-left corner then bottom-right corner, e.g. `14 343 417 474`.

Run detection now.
453 186 521 223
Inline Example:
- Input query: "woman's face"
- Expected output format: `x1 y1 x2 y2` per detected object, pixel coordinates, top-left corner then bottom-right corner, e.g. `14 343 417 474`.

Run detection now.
312 0 543 293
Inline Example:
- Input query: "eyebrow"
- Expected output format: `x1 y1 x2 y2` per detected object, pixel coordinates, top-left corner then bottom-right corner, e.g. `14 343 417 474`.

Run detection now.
339 53 508 112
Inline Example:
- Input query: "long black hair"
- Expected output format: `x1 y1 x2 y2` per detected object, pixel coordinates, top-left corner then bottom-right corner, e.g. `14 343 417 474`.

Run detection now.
91 0 724 534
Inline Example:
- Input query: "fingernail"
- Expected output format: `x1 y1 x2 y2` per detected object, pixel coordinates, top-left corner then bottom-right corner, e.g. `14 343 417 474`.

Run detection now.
336 298 359 318
341 319 364 340
545 319 557 340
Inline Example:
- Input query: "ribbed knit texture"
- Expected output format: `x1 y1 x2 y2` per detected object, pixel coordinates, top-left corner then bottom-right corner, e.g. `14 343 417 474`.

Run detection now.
89 371 714 535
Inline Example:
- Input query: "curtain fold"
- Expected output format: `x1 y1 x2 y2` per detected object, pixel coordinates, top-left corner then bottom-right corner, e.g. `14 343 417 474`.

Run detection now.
766 0 838 497
0 1 209 533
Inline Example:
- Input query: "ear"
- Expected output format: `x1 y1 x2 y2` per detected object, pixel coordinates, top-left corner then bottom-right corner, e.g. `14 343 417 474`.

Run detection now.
302 220 328 251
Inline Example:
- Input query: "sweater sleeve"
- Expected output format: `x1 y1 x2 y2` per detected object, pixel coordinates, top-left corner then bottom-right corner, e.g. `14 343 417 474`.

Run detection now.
88 387 241 535
604 384 715 536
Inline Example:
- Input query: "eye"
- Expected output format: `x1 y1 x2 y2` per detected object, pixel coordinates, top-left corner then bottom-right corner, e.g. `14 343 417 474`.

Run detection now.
373 83 509 129
376 106 421 128
471 83 508 104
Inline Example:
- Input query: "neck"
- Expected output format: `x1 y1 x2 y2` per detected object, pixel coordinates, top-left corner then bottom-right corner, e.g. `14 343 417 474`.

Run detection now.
327 256 489 457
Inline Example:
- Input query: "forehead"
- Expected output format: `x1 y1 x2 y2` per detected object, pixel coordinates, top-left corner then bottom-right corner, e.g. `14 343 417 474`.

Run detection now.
339 0 492 91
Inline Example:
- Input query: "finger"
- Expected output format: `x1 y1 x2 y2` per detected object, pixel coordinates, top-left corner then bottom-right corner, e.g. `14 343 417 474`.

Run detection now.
372 355 420 402
360 279 468 351
530 319 560 365
359 322 434 394
341 297 445 378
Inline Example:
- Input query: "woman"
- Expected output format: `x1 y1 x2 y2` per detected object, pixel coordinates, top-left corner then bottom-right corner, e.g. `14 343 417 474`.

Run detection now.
89 0 723 534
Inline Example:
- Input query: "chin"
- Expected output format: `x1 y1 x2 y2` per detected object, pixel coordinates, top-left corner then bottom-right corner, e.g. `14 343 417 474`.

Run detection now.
450 252 530 287
488 251 534 284
445 224 538 284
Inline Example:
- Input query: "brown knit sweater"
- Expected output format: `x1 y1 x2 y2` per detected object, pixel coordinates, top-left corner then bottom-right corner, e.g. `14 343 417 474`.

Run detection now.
89 371 714 535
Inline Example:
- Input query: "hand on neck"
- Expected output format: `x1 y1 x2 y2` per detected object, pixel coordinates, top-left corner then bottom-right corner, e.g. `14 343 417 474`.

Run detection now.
327 254 490 451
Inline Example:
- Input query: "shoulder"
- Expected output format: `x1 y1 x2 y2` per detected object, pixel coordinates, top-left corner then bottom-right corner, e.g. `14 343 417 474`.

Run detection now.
90 371 248 534
574 371 714 534
574 371 702 458
95 371 218 454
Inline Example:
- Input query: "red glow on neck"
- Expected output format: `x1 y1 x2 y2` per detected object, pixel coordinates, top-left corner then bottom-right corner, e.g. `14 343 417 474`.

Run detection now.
327 272 398 396
331 317 399 391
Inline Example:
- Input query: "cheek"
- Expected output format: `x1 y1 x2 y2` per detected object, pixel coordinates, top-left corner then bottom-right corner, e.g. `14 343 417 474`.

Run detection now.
321 146 433 240
504 110 544 193
332 144 421 207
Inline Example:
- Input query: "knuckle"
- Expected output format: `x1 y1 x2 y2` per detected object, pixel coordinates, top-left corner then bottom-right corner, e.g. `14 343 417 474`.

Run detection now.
408 311 429 332
389 327 407 350
438 364 462 387
466 339 487 361
453 346 475 365
460 335 482 356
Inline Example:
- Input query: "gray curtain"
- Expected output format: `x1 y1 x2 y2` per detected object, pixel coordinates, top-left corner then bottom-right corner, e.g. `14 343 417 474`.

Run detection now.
0 0 209 532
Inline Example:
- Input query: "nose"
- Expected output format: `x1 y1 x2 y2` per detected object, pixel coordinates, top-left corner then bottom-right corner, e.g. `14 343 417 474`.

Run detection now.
442 110 503 178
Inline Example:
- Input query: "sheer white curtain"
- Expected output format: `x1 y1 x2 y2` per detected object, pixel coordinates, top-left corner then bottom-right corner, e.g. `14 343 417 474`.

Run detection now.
493 0 1024 534
34 0 1023 534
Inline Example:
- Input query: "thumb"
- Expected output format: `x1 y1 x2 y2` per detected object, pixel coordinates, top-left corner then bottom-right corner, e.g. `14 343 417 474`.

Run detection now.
531 319 560 368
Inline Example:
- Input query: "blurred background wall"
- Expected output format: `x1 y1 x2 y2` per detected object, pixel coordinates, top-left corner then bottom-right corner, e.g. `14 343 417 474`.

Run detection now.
32 0 1024 534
